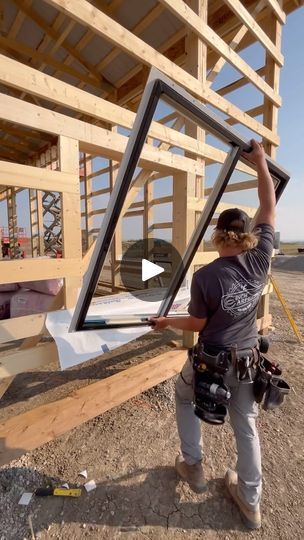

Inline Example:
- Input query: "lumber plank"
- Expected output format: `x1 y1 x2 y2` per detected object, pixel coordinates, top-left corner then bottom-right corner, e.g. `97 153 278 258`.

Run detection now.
42 0 280 141
58 136 82 308
0 314 46 345
222 0 284 64
0 258 82 285
0 36 101 89
260 0 286 24
216 68 265 97
0 55 260 170
0 160 79 194
12 0 113 93
206 0 266 85
0 94 203 176
158 0 282 101
0 342 58 379
0 349 187 466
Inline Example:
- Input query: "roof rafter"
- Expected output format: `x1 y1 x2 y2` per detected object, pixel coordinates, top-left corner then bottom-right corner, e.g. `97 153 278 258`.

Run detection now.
12 0 115 94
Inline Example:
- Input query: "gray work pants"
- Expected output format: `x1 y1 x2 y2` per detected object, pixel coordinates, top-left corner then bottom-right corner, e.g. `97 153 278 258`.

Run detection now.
175 356 262 510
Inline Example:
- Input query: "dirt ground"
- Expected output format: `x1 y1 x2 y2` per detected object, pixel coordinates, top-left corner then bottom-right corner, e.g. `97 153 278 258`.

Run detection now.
0 267 303 540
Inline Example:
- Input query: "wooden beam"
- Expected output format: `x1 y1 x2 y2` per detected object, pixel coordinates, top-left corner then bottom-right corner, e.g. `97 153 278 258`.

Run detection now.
158 0 281 102
1 288 63 351
12 0 115 94
0 55 261 172
216 67 265 96
42 0 280 141
7 2 28 39
58 136 82 308
0 94 206 176
0 258 82 285
0 160 79 194
188 197 256 217
204 178 258 195
0 342 58 380
0 37 102 90
225 105 264 126
222 0 284 65
207 0 275 86
95 3 165 72
263 17 282 157
0 297 63 345
264 0 286 23
0 348 187 466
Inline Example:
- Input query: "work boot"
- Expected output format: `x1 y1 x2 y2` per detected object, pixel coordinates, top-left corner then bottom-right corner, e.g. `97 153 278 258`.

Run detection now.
175 454 207 493
225 469 261 530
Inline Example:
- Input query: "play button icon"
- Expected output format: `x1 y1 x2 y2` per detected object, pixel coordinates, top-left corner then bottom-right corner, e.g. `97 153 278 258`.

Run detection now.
119 238 184 302
142 258 164 282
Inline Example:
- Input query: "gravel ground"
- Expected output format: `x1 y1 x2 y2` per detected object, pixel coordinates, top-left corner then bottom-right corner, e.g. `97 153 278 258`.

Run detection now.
0 268 303 540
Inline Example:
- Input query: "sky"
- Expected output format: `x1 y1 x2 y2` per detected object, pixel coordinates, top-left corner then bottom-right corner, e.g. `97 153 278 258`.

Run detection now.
1 7 303 243
273 9 304 240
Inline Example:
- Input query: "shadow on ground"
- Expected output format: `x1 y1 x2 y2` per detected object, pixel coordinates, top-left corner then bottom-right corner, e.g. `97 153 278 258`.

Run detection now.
0 330 177 411
0 465 245 538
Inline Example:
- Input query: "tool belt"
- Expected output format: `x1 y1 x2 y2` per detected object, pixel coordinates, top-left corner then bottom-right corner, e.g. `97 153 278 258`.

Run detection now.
190 340 290 411
192 341 258 381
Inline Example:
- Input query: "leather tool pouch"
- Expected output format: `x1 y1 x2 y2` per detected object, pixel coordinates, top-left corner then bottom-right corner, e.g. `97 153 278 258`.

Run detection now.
230 346 258 382
253 355 290 409
191 342 230 375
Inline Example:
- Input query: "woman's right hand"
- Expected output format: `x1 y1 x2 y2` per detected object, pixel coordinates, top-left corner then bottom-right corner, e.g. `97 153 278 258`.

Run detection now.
242 139 266 165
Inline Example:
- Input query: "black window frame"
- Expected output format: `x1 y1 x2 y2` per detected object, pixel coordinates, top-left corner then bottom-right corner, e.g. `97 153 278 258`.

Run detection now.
69 68 290 332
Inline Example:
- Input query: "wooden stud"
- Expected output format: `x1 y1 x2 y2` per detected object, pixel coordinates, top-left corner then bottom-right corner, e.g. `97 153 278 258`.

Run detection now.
58 136 82 308
109 127 122 292
6 188 18 259
82 153 94 252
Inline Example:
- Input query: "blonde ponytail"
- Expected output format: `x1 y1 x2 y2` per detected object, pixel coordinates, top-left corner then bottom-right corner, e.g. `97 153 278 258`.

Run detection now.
212 229 258 252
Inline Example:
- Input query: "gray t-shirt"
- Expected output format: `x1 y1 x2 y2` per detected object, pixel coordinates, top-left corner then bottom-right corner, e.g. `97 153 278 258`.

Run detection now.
188 224 275 350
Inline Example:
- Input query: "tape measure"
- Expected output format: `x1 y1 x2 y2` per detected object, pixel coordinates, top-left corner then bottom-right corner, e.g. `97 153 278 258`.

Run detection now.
35 487 82 497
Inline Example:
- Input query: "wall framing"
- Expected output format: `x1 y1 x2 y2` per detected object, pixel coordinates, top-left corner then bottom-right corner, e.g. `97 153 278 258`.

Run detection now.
0 0 300 463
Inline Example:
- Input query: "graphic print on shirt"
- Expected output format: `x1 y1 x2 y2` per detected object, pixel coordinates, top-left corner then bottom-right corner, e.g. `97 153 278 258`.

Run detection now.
221 276 264 318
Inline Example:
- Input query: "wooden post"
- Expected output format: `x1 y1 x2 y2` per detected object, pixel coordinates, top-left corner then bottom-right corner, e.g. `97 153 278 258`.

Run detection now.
110 126 122 292
6 187 18 259
29 189 43 257
83 153 94 252
172 0 207 348
58 135 82 308
259 15 283 334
